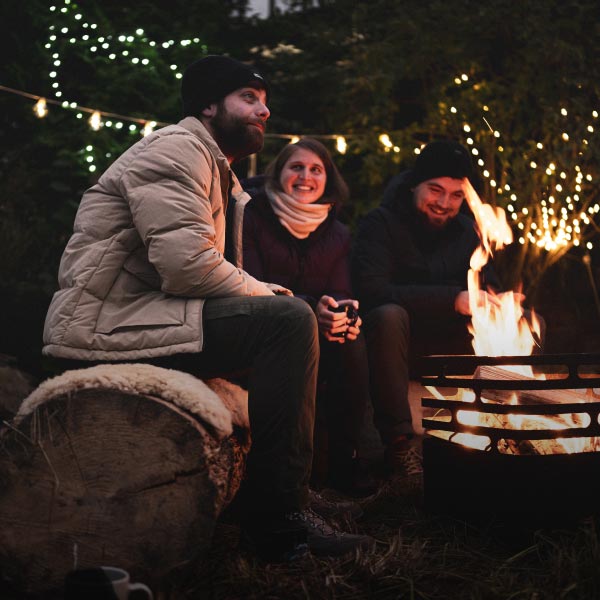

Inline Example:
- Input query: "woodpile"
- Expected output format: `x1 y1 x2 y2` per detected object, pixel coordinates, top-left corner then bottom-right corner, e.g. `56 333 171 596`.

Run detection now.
473 365 598 455
0 364 250 595
474 365 594 405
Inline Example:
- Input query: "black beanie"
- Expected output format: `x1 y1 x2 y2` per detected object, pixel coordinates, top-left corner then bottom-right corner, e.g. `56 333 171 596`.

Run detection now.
181 55 270 117
408 140 474 187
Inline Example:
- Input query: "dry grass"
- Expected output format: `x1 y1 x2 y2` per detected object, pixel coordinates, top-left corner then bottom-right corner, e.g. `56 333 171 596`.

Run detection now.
165 475 600 600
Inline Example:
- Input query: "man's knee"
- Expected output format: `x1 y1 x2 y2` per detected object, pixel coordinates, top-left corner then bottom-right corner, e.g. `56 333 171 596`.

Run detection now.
270 295 317 328
364 303 410 337
265 296 319 354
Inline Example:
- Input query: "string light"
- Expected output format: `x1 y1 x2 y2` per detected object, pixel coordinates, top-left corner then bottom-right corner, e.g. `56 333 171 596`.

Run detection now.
442 73 599 251
142 121 157 137
2 83 356 154
378 133 392 149
89 110 101 131
10 1 600 257
33 98 48 118
4 2 356 156
336 136 347 154
42 0 201 116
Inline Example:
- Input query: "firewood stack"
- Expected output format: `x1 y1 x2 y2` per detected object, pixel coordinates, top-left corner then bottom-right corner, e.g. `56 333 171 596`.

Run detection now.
474 365 597 455
0 364 250 595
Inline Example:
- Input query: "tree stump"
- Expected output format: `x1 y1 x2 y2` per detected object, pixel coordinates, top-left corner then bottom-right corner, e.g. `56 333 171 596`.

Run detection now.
0 364 250 596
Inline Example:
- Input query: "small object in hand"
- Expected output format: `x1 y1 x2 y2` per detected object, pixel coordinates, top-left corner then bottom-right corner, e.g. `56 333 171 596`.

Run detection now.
346 305 359 328
331 303 359 337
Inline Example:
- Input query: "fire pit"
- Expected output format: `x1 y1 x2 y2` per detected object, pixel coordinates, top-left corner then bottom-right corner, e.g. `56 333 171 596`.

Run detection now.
420 352 600 529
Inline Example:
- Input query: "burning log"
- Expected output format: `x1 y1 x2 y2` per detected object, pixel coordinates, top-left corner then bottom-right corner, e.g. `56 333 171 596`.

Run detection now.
499 437 540 456
474 365 594 405
0 364 250 595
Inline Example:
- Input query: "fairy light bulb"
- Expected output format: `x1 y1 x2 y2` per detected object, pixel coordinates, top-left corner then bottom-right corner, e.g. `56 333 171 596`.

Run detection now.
89 111 102 130
33 98 48 118
336 136 347 154
378 133 392 148
142 121 156 136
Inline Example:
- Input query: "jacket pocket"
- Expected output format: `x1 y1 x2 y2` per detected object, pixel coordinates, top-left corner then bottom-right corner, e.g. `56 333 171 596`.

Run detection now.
95 293 185 335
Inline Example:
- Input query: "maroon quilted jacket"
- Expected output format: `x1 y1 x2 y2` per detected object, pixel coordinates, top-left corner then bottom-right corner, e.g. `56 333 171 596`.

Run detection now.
242 177 353 310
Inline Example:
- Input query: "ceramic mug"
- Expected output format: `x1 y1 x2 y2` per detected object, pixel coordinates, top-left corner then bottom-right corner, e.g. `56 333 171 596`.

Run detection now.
64 566 153 599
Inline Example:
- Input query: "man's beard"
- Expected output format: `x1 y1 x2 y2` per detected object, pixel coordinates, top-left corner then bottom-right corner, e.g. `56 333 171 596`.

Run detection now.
210 103 264 162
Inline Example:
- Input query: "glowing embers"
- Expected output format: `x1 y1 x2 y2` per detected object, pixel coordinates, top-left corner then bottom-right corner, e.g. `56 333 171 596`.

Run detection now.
421 354 600 456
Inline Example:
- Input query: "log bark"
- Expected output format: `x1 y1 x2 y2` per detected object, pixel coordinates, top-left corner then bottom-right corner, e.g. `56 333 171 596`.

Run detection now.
0 380 249 595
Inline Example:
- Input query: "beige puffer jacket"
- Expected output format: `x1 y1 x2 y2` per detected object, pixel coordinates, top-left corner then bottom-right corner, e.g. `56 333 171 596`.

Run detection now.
43 117 273 361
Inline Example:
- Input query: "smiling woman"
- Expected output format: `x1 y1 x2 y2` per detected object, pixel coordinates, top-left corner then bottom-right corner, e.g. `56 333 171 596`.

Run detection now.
279 147 327 204
241 138 376 496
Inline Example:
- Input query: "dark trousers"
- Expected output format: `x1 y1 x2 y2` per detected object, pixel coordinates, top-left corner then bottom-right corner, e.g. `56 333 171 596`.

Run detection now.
54 295 319 517
312 333 370 485
363 304 473 444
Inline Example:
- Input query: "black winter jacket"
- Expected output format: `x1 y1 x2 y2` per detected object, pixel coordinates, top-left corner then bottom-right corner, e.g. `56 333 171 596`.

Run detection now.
351 171 501 317
242 177 353 309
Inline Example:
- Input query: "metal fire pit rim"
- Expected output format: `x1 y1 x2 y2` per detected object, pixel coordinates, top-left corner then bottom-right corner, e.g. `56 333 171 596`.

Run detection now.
421 376 600 390
422 419 600 441
419 351 600 369
421 397 600 414
419 351 600 389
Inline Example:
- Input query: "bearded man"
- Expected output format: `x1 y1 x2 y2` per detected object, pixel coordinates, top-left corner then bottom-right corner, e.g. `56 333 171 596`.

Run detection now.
352 140 506 476
43 55 371 561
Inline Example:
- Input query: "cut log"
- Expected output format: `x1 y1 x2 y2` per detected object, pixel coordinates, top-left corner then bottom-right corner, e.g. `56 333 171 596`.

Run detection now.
0 364 250 596
473 365 598 455
474 365 595 405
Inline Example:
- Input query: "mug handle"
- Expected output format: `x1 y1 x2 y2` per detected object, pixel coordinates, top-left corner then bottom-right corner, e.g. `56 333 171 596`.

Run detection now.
128 582 153 599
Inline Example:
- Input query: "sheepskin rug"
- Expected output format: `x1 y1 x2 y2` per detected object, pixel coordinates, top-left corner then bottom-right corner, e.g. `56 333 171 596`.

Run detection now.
18 363 249 439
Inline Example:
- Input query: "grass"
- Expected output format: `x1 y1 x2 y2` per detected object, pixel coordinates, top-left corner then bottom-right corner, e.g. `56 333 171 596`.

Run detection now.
165 473 600 600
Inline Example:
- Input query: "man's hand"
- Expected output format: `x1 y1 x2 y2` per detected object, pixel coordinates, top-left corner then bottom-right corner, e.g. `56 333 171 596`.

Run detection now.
316 295 361 343
265 282 293 296
454 290 502 315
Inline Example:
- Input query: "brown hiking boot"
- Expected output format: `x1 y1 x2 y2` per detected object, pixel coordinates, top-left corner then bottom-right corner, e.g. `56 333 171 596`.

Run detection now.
308 488 363 520
384 436 423 476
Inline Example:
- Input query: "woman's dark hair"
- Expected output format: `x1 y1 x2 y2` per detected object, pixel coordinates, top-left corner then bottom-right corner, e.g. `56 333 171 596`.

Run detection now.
265 137 349 205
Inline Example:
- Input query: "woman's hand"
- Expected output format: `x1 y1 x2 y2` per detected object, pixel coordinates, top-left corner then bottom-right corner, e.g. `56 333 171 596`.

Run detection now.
344 313 362 341
316 295 360 343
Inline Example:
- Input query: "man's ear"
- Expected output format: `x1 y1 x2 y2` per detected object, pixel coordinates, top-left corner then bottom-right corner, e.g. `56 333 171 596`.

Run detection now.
201 103 217 118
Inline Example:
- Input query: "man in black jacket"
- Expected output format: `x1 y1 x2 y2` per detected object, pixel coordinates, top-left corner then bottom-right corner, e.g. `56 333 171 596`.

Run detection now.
352 140 502 475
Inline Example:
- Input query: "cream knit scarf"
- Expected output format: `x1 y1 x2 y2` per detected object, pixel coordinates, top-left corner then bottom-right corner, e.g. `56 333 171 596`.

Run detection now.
266 184 332 239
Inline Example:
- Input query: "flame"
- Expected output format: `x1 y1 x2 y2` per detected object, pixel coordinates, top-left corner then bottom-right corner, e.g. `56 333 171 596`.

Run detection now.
463 180 540 357
428 179 593 454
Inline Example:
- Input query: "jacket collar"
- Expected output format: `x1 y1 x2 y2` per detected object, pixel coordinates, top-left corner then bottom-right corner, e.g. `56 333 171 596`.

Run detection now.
176 116 238 197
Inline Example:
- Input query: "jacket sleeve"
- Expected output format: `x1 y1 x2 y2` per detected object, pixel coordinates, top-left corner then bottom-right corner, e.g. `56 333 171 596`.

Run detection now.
352 210 461 317
120 132 273 298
